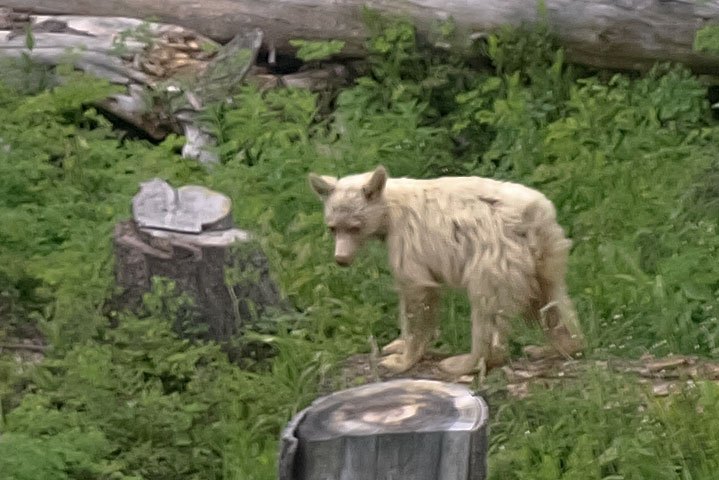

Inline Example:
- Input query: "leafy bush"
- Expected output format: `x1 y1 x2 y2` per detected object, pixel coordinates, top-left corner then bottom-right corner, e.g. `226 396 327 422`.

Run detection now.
2 278 295 479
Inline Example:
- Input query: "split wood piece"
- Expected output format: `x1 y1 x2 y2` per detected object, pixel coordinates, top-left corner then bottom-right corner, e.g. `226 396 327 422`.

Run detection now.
280 379 488 480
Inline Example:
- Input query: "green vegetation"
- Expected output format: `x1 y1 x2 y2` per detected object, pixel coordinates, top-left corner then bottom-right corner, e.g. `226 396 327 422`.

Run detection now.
289 39 345 62
2 11 719 480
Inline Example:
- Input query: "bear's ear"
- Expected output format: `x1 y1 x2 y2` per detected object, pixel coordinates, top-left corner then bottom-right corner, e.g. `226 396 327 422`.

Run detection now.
362 165 388 201
308 173 336 200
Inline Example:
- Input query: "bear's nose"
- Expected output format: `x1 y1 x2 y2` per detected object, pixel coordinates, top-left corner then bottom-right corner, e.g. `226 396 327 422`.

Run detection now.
335 256 352 267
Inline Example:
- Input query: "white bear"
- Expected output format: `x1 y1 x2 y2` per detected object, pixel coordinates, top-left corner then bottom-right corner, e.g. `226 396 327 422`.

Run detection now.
309 165 583 375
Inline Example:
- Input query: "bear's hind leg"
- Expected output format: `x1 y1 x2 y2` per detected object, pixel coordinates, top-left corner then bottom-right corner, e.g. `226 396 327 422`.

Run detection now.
530 218 584 359
542 289 584 358
532 269 584 359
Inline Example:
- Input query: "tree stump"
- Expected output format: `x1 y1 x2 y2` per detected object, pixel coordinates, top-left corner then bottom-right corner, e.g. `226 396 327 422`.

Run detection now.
279 379 489 480
112 178 285 350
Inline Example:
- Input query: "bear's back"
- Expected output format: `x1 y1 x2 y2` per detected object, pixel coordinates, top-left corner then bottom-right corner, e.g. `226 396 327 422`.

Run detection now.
385 175 548 212
382 174 553 288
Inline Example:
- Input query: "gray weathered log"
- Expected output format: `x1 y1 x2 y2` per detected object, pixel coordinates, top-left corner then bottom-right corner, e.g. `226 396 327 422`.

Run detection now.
279 379 488 480
113 180 286 352
6 0 719 73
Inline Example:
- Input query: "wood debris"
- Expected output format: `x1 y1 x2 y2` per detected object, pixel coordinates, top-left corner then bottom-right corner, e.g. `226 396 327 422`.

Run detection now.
335 351 719 400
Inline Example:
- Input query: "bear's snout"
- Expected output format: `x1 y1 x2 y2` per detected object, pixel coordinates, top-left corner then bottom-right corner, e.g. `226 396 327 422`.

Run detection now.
335 255 353 267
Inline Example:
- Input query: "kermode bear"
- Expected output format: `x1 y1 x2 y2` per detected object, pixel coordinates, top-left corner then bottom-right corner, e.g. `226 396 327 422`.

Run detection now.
308 165 584 375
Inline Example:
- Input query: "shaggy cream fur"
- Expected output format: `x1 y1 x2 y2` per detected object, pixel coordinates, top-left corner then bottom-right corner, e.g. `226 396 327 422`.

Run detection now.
309 165 584 376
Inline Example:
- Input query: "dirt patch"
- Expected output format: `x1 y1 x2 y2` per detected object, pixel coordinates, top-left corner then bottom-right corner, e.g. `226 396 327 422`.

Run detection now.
330 350 719 400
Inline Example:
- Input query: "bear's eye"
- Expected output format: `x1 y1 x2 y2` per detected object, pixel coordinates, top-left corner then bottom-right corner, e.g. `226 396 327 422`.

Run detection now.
348 226 361 235
329 226 337 235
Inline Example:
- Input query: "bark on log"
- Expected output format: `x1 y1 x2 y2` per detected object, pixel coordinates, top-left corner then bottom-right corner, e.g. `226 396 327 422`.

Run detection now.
112 179 286 354
6 0 719 73
279 379 488 480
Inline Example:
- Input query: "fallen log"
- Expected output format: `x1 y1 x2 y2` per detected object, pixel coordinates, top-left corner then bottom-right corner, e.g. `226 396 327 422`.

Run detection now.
5 0 719 73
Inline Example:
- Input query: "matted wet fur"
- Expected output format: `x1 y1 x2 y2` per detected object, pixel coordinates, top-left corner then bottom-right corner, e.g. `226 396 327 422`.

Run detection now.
308 165 584 376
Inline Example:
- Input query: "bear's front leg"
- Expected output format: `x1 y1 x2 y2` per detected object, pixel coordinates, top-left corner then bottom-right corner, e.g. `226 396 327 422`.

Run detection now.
439 299 500 376
380 286 438 373
381 293 408 356
380 338 405 356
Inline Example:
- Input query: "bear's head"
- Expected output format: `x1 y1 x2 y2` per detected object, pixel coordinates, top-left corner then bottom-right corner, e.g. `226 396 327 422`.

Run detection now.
308 165 388 267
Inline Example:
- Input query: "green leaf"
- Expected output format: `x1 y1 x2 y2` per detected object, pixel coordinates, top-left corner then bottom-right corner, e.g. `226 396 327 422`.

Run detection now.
289 39 345 61
681 282 712 301
24 24 35 51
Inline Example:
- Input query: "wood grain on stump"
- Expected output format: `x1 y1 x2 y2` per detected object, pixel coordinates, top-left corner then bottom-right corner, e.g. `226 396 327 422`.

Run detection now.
280 379 488 480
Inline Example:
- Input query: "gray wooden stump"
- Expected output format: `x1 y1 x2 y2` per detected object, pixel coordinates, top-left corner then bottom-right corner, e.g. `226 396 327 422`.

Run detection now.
279 379 489 480
112 178 285 352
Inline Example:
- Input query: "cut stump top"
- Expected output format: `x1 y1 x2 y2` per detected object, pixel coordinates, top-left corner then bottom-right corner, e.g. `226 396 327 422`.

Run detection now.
297 379 488 442
132 178 233 233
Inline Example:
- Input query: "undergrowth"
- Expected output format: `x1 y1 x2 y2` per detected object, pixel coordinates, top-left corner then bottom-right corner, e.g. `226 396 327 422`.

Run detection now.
2 10 719 480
